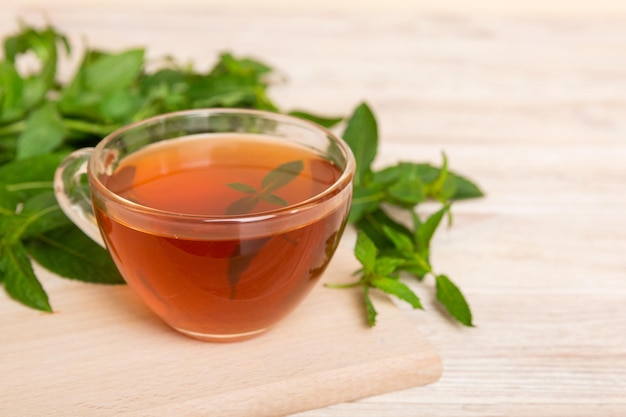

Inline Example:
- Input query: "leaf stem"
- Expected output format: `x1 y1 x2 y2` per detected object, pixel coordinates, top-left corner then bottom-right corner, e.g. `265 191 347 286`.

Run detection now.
325 281 362 289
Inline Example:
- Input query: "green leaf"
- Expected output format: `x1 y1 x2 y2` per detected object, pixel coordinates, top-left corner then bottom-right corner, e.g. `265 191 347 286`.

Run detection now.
354 231 377 272
0 187 20 213
99 90 143 123
0 153 65 199
260 193 288 207
342 102 377 185
1 241 51 311
3 24 68 98
288 110 343 128
416 203 450 252
398 255 431 279
356 208 413 253
226 237 269 298
347 185 385 224
186 53 279 111
381 224 415 254
0 192 67 244
211 52 273 80
381 223 431 279
228 182 257 194
372 277 423 309
26 224 124 284
225 195 260 215
261 160 303 192
435 274 473 326
84 48 145 92
372 256 404 277
451 173 484 200
428 152 449 196
16 102 66 159
18 192 70 239
363 285 377 327
373 162 484 201
387 177 426 207
0 61 24 121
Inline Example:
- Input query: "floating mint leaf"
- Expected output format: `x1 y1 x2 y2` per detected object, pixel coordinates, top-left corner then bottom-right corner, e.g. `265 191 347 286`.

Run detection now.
261 160 303 192
225 195 260 216
227 182 257 194
260 193 287 207
226 159 303 215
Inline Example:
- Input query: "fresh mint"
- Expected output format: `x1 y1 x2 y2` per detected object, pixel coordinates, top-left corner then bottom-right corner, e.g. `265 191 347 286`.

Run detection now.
226 160 304 215
329 102 483 327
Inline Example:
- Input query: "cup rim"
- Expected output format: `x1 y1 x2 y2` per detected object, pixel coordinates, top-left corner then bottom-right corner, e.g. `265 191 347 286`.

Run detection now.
88 108 356 223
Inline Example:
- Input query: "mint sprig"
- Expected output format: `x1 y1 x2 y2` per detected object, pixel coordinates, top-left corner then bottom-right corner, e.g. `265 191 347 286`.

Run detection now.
329 102 483 327
226 160 304 215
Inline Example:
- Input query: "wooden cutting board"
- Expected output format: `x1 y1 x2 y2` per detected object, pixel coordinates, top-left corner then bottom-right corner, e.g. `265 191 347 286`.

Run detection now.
0 245 442 417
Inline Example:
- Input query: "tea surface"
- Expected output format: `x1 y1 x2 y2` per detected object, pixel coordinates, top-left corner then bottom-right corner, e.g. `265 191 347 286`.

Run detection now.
95 135 349 340
104 135 340 216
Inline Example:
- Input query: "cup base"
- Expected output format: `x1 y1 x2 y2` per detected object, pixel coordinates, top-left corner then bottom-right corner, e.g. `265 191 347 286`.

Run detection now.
173 326 268 343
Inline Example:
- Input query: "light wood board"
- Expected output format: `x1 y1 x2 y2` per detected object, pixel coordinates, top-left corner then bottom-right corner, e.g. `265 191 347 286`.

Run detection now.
0 246 441 417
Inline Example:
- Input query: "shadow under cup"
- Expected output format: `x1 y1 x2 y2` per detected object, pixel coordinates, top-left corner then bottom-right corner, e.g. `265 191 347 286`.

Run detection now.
56 109 355 342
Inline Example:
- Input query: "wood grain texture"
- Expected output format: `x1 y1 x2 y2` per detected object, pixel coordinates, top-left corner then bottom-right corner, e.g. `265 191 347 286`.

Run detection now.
1 3 626 416
0 247 442 416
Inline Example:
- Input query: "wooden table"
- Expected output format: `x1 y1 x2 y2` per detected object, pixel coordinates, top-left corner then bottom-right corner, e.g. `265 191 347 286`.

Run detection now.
2 2 626 416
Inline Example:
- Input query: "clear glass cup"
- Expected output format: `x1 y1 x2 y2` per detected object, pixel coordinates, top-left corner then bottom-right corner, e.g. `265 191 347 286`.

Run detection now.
54 108 355 342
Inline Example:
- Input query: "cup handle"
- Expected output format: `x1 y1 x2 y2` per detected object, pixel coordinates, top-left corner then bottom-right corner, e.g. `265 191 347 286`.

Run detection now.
54 148 105 247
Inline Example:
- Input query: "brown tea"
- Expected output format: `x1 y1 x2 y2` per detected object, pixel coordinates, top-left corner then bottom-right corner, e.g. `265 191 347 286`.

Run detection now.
95 134 350 340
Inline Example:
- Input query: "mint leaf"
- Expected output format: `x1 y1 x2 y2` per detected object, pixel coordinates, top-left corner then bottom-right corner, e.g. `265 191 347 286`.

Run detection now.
342 102 377 185
16 102 66 159
287 110 343 128
228 182 257 194
26 224 124 284
0 61 24 122
354 231 377 272
0 153 65 199
387 177 426 207
363 285 377 327
225 195 259 215
373 256 404 277
416 203 450 253
260 193 287 207
1 241 51 311
356 208 413 252
436 274 473 326
381 224 415 255
261 160 303 192
84 49 145 92
347 185 385 223
226 160 303 215
372 277 422 309
18 192 70 239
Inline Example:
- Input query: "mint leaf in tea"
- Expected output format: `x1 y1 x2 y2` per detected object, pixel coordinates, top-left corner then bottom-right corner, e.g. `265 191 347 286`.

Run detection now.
96 135 350 338
226 159 304 215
